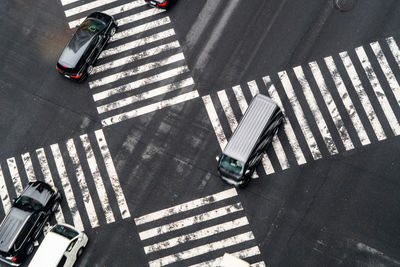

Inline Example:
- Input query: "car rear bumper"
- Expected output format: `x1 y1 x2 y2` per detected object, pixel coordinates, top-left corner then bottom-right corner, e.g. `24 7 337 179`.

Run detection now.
0 255 21 266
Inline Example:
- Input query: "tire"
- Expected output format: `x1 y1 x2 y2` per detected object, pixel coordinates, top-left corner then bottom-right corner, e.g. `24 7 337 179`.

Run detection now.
87 65 93 74
51 201 60 213
77 247 84 258
109 27 116 36
26 243 34 255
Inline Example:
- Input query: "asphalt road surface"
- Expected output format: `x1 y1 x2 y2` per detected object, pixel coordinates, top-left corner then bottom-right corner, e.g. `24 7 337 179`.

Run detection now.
0 0 400 266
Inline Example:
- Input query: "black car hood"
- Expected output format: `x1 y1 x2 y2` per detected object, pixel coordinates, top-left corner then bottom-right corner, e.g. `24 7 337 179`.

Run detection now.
0 208 31 253
23 181 53 206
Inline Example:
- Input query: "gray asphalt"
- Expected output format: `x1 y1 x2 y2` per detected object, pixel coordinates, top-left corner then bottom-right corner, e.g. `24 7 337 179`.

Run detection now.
0 0 400 266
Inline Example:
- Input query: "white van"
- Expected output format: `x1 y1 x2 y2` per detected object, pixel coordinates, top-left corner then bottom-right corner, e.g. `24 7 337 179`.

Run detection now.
28 223 88 267
219 253 250 267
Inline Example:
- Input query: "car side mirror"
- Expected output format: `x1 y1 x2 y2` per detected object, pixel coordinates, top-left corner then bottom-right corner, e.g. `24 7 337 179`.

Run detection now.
215 156 220 162
245 170 250 175
12 198 16 204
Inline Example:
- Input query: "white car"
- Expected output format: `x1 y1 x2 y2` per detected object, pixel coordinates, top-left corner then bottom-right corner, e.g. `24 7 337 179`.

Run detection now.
219 253 250 267
28 223 88 267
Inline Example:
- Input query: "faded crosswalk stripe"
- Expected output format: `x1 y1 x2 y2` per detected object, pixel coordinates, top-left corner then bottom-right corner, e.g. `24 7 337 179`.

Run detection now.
0 129 130 231
135 189 265 266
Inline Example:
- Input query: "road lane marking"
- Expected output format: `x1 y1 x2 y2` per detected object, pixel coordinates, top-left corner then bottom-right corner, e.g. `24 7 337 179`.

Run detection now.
0 165 11 214
7 158 24 196
65 0 118 17
324 56 370 145
340 51 386 141
50 144 84 232
21 152 36 182
355 46 400 136
309 61 354 151
95 129 131 219
117 8 165 27
66 139 100 228
202 95 228 150
279 70 322 160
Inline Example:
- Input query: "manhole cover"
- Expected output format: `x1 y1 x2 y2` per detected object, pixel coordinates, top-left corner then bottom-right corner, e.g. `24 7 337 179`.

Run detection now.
334 0 357 11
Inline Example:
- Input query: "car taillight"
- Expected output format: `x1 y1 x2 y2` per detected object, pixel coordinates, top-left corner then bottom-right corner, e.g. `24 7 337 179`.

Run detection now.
70 73 82 78
12 257 17 262
56 66 63 73
158 0 167 6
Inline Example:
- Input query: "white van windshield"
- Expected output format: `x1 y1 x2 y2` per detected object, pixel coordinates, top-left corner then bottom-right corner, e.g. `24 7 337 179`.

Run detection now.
220 155 244 175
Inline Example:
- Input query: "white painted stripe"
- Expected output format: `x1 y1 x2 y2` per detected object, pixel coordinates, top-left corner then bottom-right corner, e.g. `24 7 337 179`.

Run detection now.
148 231 255 267
60 0 79 6
232 85 248 114
95 129 131 219
248 80 290 170
65 139 99 228
387 36 400 74
65 0 118 17
261 154 275 174
278 71 322 160
309 61 354 151
251 262 267 267
50 144 84 232
80 134 115 224
110 17 171 42
144 217 249 254
0 165 11 214
97 77 194 114
89 52 185 88
7 158 24 196
36 148 65 223
371 41 400 112
340 51 386 141
202 95 227 150
21 152 36 182
99 29 176 59
324 56 370 145
68 1 147 29
217 90 238 133
93 65 189 101
139 203 243 241
101 90 199 126
263 76 307 165
117 7 165 27
294 66 338 155
135 188 237 225
355 46 400 136
93 41 181 74
189 246 261 267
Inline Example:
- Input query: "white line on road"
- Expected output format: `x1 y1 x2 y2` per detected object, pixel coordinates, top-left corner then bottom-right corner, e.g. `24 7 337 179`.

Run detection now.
21 152 36 182
202 95 228 150
0 165 11 214
117 7 165 27
7 158 24 196
65 0 118 17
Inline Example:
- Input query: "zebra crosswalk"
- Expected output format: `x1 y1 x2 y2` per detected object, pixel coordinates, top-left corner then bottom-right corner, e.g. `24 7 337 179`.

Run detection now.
134 188 265 267
58 0 199 127
203 35 400 177
0 129 130 232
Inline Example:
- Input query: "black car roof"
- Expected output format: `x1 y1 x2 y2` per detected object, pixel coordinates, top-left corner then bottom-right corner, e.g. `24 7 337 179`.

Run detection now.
87 11 113 24
0 208 32 253
23 181 53 206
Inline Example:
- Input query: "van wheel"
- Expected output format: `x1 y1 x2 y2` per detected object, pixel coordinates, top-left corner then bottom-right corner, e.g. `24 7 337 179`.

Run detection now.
239 177 251 188
26 243 34 255
77 247 84 257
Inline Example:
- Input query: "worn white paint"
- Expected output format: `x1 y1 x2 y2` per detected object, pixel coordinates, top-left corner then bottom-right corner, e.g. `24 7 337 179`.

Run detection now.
294 66 338 155
355 46 400 136
65 0 118 17
80 134 115 224
0 165 11 214
97 77 194 114
93 65 189 101
95 129 131 219
36 148 65 223
340 51 386 141
50 144 84 232
116 8 165 27
65 140 99 228
309 61 354 151
139 203 243 240
263 76 307 165
279 71 322 160
324 56 370 146
21 152 36 182
148 232 254 267
89 53 185 88
101 90 199 126
202 95 228 150
7 158 24 196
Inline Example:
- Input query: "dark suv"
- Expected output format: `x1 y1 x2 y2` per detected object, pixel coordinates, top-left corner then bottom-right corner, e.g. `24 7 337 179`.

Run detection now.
56 12 117 81
0 181 61 266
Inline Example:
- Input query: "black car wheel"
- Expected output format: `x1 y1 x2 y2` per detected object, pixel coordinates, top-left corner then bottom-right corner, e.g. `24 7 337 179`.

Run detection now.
77 247 84 257
110 26 116 36
26 242 34 255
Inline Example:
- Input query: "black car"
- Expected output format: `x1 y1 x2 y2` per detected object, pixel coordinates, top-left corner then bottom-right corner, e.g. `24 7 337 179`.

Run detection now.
0 181 61 266
144 0 173 8
56 12 117 81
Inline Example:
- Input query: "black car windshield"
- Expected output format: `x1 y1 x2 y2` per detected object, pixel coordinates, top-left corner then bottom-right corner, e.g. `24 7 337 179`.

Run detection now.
14 196 43 212
51 224 79 240
79 18 106 35
220 155 244 175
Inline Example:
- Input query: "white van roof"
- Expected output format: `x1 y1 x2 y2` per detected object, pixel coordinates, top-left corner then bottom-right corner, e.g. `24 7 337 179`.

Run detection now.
220 253 250 267
28 232 70 267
